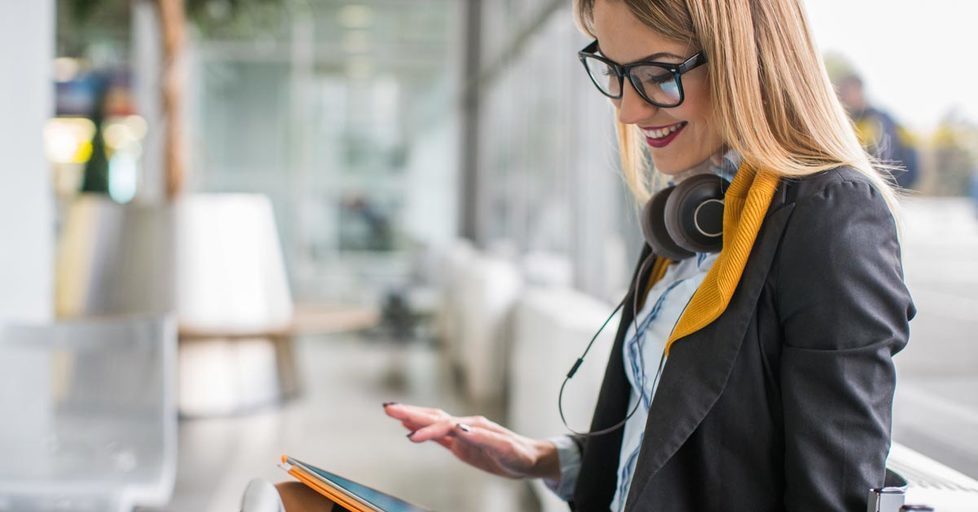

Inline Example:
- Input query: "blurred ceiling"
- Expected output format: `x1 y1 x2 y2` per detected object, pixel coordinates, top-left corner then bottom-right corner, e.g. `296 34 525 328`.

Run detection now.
196 0 458 83
57 0 458 83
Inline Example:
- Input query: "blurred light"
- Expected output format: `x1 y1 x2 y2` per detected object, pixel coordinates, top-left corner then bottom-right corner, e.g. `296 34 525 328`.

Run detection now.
44 117 96 164
338 4 373 29
103 115 148 152
104 124 131 151
125 115 148 140
342 30 372 54
53 57 81 83
109 149 138 204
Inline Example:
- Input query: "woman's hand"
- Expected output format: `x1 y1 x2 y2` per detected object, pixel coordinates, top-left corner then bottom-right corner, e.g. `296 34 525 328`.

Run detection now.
382 403 560 481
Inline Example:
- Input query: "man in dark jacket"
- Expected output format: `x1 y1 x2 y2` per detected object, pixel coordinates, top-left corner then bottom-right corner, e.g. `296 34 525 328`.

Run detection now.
838 73 920 189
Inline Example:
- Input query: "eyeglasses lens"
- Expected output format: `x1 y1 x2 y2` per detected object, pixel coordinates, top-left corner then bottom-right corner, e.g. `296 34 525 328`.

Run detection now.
630 65 681 106
582 56 622 98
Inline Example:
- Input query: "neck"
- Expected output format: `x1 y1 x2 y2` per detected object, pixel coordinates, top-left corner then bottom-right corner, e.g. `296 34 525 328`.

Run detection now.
671 145 734 183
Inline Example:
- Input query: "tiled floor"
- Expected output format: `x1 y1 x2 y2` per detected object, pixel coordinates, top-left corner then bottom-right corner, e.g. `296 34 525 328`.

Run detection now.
141 334 539 512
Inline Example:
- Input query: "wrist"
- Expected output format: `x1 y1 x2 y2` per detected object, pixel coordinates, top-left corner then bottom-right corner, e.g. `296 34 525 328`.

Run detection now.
528 439 561 481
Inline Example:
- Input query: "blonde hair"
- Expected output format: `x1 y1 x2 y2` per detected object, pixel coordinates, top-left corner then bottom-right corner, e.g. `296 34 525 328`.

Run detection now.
574 0 900 216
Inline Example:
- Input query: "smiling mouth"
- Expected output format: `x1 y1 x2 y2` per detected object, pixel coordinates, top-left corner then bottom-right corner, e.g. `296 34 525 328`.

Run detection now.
641 121 687 148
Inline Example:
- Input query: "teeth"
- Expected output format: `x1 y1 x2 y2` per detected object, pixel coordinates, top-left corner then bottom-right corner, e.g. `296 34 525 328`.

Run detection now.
643 123 684 140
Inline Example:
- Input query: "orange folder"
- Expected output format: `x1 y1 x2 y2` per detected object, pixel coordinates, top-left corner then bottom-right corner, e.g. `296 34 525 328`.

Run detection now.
279 455 431 512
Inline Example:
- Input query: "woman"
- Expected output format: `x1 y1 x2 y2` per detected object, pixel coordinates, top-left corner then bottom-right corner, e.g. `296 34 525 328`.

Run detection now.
386 0 913 510
255 0 914 510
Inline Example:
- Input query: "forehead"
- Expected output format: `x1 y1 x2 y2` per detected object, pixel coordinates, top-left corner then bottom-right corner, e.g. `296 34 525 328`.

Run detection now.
591 0 689 63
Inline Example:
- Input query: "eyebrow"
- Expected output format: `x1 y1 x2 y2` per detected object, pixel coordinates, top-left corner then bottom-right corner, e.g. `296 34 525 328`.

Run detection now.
596 44 684 64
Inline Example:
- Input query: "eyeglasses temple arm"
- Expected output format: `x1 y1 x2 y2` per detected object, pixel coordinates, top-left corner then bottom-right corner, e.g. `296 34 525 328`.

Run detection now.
677 52 708 74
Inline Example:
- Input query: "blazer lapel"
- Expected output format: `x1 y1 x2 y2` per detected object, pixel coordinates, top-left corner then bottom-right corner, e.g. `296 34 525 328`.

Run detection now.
623 202 797 511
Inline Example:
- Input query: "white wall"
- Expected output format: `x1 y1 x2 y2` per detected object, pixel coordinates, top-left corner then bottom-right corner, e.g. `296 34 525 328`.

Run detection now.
403 117 459 247
0 1 54 322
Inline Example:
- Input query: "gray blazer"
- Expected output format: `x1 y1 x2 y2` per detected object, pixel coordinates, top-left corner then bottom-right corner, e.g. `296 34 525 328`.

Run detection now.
570 167 915 511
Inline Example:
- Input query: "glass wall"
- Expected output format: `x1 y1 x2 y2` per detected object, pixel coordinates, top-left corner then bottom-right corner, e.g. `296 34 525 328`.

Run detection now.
474 2 640 301
189 1 460 303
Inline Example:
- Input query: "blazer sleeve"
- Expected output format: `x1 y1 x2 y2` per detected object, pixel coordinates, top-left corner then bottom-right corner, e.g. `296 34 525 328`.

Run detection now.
775 176 915 511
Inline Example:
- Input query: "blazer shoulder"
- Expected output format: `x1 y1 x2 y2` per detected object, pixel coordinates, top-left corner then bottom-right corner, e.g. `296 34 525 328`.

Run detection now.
776 166 889 212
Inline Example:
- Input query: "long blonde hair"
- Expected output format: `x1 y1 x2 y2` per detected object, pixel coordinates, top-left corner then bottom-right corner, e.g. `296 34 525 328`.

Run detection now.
573 0 900 215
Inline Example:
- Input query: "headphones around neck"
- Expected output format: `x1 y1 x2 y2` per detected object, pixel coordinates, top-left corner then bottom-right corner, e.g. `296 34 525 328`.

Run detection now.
640 173 731 261
557 172 731 437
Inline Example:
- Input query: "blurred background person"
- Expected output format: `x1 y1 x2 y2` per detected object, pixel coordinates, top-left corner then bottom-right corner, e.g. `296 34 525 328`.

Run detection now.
837 72 921 189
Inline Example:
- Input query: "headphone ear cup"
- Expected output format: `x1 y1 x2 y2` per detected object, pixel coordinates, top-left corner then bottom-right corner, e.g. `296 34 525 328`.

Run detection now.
663 173 728 254
641 186 695 261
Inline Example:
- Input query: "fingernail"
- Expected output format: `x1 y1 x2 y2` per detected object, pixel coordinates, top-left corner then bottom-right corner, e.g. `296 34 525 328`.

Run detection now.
383 401 398 408
406 430 417 439
456 423 471 433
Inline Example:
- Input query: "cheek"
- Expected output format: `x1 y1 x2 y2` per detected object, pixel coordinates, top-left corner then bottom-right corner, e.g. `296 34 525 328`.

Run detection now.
678 90 711 124
682 82 718 133
680 103 721 147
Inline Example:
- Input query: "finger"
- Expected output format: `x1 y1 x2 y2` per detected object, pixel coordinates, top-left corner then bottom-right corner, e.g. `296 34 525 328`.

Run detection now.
401 419 433 432
387 410 442 432
401 419 459 448
455 415 512 436
453 423 518 458
385 403 448 418
407 420 456 443
384 404 448 424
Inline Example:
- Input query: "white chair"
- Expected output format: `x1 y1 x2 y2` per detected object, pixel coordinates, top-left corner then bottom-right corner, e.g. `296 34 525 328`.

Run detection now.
173 194 293 335
55 195 176 318
56 192 294 332
520 251 573 288
435 239 477 373
456 255 522 405
0 316 177 511
173 194 295 416
55 194 296 416
887 443 978 511
508 287 618 512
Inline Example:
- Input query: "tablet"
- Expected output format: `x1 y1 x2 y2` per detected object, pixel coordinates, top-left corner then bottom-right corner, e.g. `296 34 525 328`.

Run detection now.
280 455 431 512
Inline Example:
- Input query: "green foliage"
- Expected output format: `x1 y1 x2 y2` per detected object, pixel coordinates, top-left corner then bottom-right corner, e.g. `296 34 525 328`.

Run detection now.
931 111 978 196
80 81 111 194
58 0 131 56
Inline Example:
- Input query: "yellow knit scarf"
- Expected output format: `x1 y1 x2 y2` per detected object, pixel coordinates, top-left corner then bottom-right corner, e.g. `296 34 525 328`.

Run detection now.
658 162 780 355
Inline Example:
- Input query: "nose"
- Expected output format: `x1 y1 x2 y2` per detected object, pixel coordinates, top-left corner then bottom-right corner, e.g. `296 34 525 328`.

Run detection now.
614 79 658 126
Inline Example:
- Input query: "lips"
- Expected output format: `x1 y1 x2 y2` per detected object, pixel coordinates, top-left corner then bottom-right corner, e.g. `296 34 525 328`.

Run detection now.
641 122 687 148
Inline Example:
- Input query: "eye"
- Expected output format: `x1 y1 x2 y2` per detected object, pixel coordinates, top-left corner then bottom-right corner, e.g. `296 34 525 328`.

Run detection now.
633 66 675 86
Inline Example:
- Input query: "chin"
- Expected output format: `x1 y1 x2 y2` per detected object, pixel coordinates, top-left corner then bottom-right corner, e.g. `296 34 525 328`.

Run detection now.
650 154 693 175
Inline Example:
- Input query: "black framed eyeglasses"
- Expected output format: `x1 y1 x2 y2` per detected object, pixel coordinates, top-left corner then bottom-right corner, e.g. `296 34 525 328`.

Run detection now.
578 40 707 108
